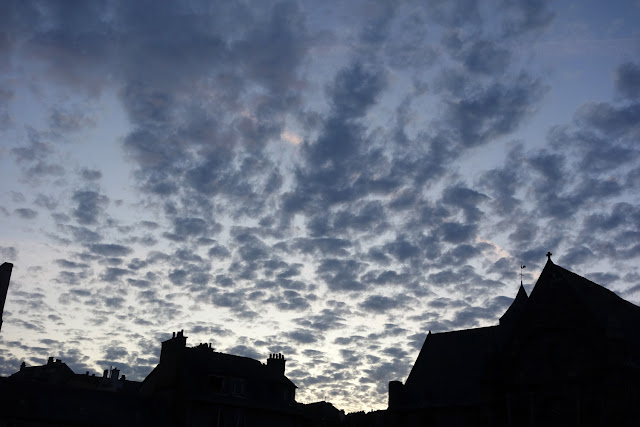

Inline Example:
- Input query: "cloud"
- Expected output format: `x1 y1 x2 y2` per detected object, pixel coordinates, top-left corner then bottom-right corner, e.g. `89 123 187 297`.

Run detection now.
439 222 478 244
285 329 320 344
441 184 489 222
615 62 640 100
316 259 367 292
359 295 403 313
226 345 263 361
88 243 132 257
2 0 639 413
49 108 96 134
99 267 131 282
440 73 547 148
72 190 109 225
294 308 347 331
0 246 18 260
79 168 102 181
14 208 38 219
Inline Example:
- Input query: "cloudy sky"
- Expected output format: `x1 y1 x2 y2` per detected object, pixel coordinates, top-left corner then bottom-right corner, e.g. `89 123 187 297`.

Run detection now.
1 0 639 411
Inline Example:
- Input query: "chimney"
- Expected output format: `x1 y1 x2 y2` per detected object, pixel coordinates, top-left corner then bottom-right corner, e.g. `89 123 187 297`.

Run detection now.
267 353 286 375
388 381 406 409
103 369 109 378
0 262 13 332
160 330 187 365
48 356 54 365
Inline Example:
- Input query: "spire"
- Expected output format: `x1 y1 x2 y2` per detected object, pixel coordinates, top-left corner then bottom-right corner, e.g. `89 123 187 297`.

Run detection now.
499 282 528 326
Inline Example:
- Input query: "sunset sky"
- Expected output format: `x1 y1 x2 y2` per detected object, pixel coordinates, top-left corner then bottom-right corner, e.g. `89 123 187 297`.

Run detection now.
1 0 639 412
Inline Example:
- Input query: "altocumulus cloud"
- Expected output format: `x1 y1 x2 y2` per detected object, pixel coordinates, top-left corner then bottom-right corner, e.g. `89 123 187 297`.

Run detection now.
1 0 639 414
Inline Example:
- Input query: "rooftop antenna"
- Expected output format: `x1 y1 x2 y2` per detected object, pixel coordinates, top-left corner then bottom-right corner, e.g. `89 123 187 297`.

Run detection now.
520 264 526 286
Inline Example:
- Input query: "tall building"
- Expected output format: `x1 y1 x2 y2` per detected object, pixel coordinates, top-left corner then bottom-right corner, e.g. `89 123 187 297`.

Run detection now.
388 256 640 426
0 262 13 332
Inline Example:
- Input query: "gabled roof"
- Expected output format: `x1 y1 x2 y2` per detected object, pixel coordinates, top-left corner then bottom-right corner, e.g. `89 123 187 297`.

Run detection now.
526 259 640 338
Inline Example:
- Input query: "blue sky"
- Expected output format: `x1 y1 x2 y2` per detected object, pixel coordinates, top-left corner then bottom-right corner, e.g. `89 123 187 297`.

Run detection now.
1 0 639 411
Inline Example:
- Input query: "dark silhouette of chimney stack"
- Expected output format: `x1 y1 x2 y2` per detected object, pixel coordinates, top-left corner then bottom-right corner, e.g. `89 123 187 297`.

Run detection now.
267 353 286 375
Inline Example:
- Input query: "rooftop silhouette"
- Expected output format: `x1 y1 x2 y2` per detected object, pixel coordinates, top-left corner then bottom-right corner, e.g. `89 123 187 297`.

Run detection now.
2 257 640 426
387 257 640 426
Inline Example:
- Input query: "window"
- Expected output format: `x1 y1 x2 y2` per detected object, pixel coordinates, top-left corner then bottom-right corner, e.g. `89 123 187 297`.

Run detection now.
209 375 224 392
231 378 246 396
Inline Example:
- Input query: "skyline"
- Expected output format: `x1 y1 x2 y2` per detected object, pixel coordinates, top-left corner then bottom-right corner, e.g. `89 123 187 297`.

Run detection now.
1 0 639 411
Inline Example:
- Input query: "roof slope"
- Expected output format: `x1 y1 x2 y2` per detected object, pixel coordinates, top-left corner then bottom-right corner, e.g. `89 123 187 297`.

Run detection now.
404 326 501 406
526 259 640 337
499 284 528 326
399 259 640 409
182 345 297 389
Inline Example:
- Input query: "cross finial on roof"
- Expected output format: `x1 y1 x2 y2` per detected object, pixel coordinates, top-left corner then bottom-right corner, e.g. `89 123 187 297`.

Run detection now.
546 251 552 262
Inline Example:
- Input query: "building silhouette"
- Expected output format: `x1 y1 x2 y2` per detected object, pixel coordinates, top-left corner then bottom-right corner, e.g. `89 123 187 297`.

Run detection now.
0 262 12 332
0 330 309 426
2 257 640 426
0 357 167 426
388 256 640 426
140 330 305 426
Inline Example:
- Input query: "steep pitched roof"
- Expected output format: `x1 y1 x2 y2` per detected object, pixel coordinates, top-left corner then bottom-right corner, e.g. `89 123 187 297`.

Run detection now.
499 283 528 326
526 259 640 337
397 259 640 411
403 326 501 406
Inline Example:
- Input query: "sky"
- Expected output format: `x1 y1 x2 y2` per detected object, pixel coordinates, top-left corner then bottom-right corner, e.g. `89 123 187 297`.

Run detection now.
1 0 639 412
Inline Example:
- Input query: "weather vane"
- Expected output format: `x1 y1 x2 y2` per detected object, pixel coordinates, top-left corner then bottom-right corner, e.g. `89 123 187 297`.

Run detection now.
520 264 526 285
